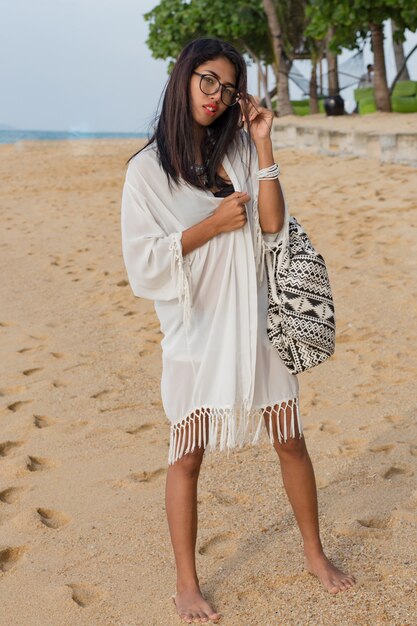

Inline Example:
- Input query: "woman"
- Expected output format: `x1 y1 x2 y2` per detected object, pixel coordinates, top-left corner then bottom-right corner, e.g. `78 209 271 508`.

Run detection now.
121 37 355 624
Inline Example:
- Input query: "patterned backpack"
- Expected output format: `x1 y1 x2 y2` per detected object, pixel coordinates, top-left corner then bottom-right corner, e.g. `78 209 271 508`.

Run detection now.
265 216 336 375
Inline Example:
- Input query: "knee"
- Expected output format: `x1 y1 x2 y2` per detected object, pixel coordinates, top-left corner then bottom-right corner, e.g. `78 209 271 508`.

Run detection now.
174 446 204 478
273 434 307 460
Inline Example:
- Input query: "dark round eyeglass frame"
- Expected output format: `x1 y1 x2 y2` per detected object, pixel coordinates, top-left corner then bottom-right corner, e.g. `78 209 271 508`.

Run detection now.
193 71 239 107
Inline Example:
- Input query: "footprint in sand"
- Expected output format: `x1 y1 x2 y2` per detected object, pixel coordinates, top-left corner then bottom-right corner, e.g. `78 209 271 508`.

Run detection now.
66 583 101 608
338 439 367 456
63 419 89 433
51 380 68 388
409 444 417 458
125 423 155 435
318 420 341 434
369 444 395 454
0 441 24 457
0 546 27 573
22 368 43 376
206 490 249 506
17 347 38 354
198 532 237 558
33 415 56 429
50 352 65 359
36 508 70 529
26 456 54 472
99 402 143 414
129 468 166 483
382 466 409 480
7 400 32 412
357 517 389 530
0 487 24 504
28 334 48 342
383 414 405 426
90 389 113 399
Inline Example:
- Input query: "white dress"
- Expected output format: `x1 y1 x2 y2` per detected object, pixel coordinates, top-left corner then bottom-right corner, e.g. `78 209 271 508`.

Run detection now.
121 131 302 464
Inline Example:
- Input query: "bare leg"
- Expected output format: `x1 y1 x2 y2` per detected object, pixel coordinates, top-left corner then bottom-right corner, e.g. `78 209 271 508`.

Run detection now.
166 417 221 623
265 404 356 594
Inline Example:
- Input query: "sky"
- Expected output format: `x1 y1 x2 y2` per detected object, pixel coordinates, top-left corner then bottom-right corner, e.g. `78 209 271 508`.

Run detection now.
1 0 416 133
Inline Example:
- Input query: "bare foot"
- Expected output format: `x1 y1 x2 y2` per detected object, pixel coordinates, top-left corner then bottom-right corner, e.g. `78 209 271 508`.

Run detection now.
304 552 356 594
172 588 221 623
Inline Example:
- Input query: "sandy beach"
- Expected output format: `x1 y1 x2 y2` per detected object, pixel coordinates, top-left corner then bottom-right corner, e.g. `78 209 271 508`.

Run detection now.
1 132 416 625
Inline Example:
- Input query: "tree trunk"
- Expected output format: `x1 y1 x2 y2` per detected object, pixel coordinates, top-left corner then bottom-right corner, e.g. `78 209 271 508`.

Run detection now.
309 62 319 113
319 57 323 96
259 61 273 110
389 43 417 95
326 27 339 96
277 54 293 116
262 0 293 115
370 22 391 112
241 40 273 110
391 20 410 81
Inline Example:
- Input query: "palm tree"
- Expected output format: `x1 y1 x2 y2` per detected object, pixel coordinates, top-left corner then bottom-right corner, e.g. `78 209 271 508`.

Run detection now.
262 0 308 116
370 22 391 112
262 0 293 115
326 26 339 96
391 20 410 81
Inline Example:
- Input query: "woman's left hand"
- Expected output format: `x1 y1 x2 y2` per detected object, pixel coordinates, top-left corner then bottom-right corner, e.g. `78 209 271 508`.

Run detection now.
239 94 274 143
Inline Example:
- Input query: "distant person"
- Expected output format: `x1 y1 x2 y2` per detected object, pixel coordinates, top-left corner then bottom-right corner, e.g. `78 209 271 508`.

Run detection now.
359 63 374 88
121 37 356 623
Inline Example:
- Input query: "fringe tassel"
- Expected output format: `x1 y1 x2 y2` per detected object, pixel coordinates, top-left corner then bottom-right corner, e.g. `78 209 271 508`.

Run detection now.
252 197 291 284
167 398 303 465
169 232 192 328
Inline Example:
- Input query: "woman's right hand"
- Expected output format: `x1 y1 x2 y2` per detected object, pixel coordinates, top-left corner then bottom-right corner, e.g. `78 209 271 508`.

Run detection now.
211 191 250 234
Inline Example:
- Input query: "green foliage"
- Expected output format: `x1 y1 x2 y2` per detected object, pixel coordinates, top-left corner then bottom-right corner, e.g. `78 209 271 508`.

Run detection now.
306 0 417 52
274 0 309 57
144 0 273 68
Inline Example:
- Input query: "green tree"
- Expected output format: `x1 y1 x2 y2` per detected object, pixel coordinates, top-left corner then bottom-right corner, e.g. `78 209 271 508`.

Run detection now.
306 0 417 112
144 0 309 116
263 0 308 115
144 0 273 103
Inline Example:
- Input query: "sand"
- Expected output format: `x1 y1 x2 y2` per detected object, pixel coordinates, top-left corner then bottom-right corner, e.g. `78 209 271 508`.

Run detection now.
0 137 416 626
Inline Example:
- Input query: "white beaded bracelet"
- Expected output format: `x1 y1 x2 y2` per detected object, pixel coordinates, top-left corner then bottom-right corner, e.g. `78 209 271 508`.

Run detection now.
257 163 280 180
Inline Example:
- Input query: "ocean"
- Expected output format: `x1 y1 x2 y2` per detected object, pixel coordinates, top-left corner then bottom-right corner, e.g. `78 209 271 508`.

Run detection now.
0 129 147 145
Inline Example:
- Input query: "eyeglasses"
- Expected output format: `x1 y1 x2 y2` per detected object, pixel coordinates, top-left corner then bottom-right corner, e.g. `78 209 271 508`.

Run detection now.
193 71 239 107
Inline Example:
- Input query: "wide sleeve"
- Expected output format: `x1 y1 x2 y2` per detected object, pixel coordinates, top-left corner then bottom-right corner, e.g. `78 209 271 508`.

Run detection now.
121 180 192 324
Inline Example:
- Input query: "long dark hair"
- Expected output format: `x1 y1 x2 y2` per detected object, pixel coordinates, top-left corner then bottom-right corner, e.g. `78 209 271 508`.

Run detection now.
128 38 251 189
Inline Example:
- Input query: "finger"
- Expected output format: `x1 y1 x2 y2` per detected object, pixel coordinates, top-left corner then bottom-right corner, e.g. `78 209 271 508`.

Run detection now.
249 94 261 106
248 99 261 115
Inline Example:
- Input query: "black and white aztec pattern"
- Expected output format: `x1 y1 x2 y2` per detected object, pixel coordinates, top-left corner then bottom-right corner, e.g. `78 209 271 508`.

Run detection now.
266 216 336 375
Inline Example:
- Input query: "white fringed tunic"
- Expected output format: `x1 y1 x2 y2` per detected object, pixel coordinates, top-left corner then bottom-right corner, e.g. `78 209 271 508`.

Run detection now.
121 132 301 464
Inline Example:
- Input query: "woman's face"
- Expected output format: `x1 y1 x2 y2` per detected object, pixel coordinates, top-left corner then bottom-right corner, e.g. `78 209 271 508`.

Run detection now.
189 56 237 128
